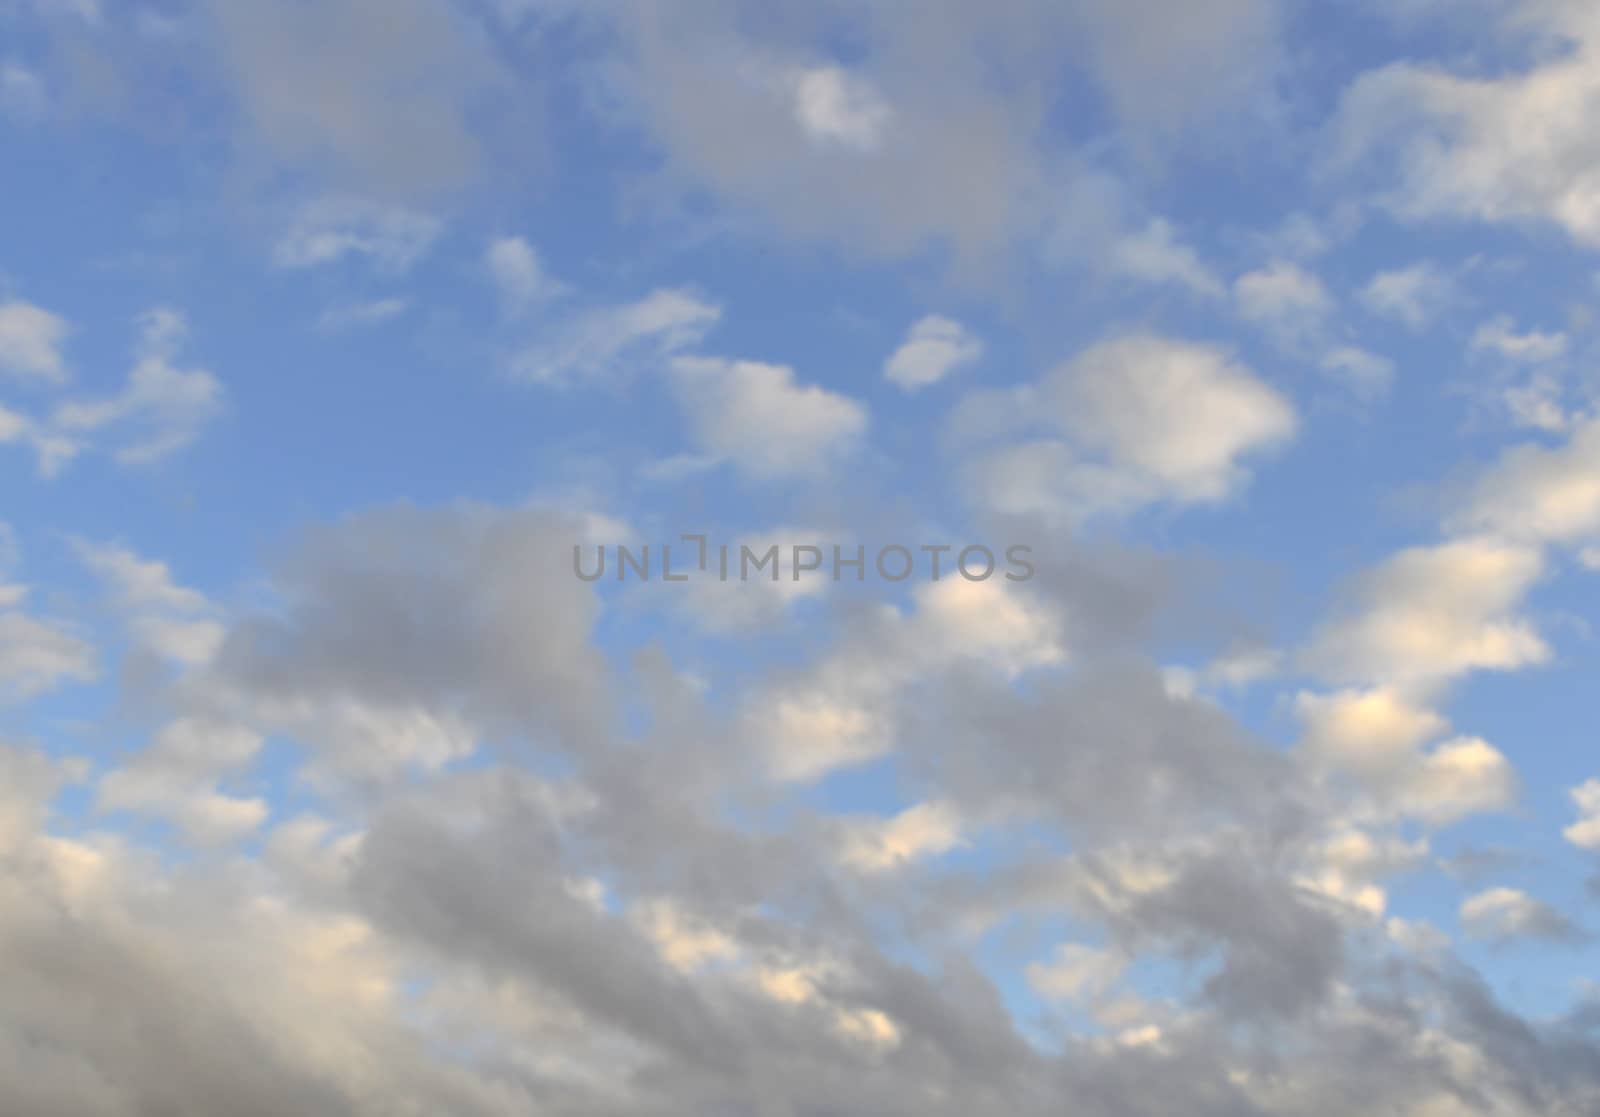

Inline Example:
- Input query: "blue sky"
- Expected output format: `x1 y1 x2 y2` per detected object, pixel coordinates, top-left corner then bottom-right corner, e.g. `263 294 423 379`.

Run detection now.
3 1 1600 1113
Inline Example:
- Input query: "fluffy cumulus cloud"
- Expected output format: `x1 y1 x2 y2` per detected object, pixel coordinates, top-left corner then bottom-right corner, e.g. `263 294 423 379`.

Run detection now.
1306 538 1549 686
485 235 561 312
668 356 867 479
1461 887 1587 946
969 334 1295 525
1454 416 1600 547
884 315 984 392
1109 218 1226 297
1566 780 1600 850
1336 2 1600 245
0 297 69 382
1052 336 1295 501
1234 259 1336 345
5 2 1600 1114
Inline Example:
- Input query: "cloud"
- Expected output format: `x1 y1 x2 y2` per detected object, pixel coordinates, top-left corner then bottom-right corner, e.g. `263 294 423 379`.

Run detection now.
752 577 1065 782
96 716 267 846
1049 334 1299 499
1234 260 1335 346
510 288 721 385
73 538 222 666
790 66 893 151
668 356 867 479
0 486 1597 1114
0 298 68 383
1297 686 1449 783
207 504 613 773
274 197 443 272
972 334 1295 524
74 539 208 613
45 308 223 470
883 315 983 392
663 526 834 633
1397 736 1517 826
1295 687 1516 825
1334 6 1600 246
1304 538 1548 686
1453 417 1600 546
212 0 512 195
1063 0 1283 143
485 236 561 312
1470 315 1569 363
1027 942 1127 1004
1320 346 1395 399
1109 219 1225 297
1358 263 1456 331
0 610 96 701
13 8 1600 1113
837 801 966 873
591 0 1283 267
1460 887 1587 946
1565 779 1600 850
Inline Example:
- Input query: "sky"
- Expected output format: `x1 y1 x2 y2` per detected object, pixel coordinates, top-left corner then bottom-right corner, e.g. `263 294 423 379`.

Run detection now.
3 0 1600 1113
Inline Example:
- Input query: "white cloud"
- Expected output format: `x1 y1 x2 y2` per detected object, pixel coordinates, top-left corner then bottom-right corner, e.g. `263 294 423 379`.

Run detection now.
969 336 1295 525
754 577 1063 783
48 308 223 470
0 299 69 383
1305 538 1548 686
668 356 867 479
1500 371 1572 433
667 527 834 633
1335 8 1600 246
511 288 721 385
1565 779 1600 849
758 692 889 784
1234 260 1335 344
1054 334 1294 509
791 66 893 151
1320 346 1395 400
0 310 220 476
1297 827 1427 918
1027 943 1127 1004
1358 263 1455 331
838 801 966 873
1296 688 1515 826
1110 219 1225 297
74 539 208 613
1470 315 1569 363
486 236 561 312
631 899 740 974
883 315 983 392
909 576 1066 678
96 718 268 846
1398 736 1517 826
274 197 442 272
1461 887 1584 945
0 611 95 702
1297 686 1449 783
72 538 222 667
1453 417 1600 546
